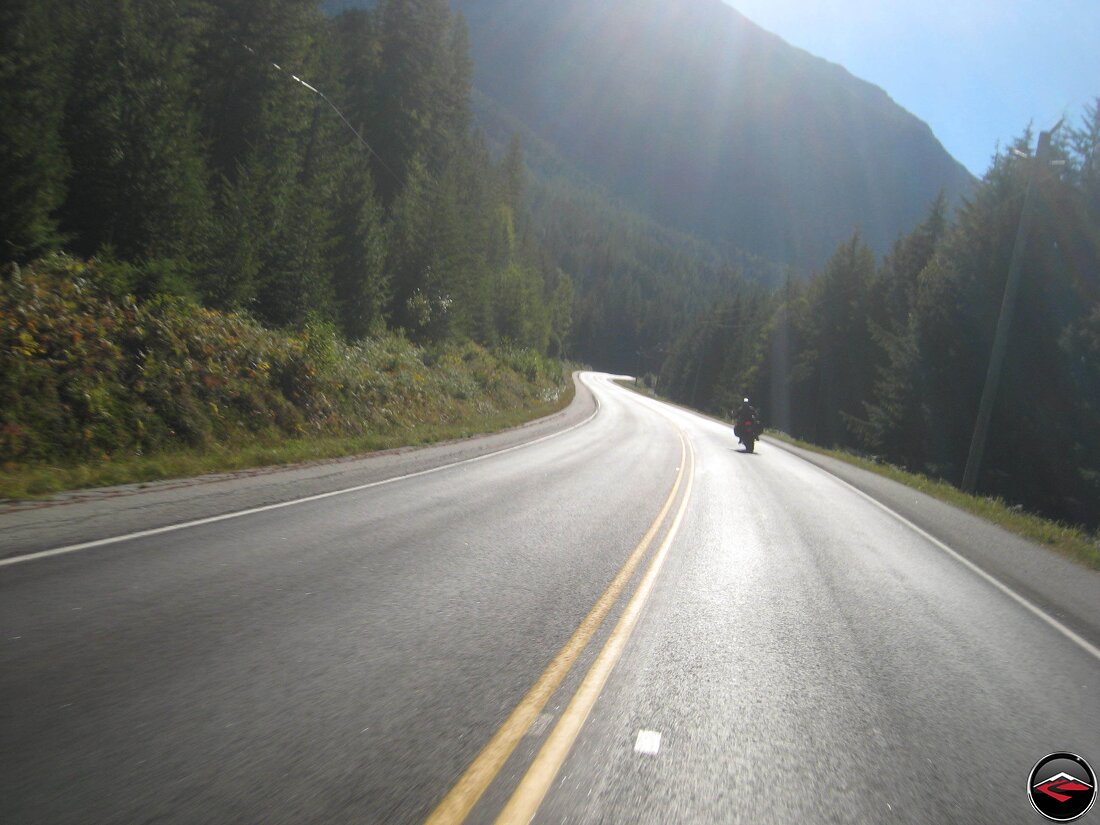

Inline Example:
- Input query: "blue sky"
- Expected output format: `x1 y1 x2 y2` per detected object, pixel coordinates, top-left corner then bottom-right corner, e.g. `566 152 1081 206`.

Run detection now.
723 0 1100 176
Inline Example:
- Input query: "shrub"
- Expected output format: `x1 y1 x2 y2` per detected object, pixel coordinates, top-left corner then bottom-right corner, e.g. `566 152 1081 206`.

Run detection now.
1 255 569 468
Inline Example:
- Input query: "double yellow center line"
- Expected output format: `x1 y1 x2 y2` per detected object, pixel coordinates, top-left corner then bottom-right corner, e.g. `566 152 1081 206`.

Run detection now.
426 429 696 825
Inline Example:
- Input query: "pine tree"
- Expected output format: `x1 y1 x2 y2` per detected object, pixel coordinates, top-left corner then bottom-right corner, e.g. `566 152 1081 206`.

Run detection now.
385 156 436 335
373 0 454 205
444 133 496 343
59 0 212 274
797 232 877 445
0 0 70 261
750 278 806 435
193 0 324 315
859 196 949 463
331 160 389 339
876 193 948 332
547 270 575 358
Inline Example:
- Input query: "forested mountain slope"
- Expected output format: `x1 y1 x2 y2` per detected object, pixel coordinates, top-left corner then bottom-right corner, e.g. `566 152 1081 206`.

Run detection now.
6 0 1093 530
452 0 975 271
323 0 974 271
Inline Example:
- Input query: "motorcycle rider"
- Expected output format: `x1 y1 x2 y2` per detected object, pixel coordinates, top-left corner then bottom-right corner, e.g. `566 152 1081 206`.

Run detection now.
732 397 758 442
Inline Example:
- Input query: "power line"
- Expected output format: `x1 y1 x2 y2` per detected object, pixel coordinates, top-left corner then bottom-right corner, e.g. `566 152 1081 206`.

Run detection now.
234 38 403 188
231 36 457 303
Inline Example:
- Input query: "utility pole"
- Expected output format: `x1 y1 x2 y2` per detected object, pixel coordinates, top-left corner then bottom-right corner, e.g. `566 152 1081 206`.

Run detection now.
961 120 1062 493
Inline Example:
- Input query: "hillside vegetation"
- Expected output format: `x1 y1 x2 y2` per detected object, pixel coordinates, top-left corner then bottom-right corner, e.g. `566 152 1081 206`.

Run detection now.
1 0 578 492
2 0 1096 535
2 0 570 352
0 256 567 496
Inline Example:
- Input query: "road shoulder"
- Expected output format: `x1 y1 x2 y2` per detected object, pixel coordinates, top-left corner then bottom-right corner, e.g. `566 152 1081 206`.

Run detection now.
766 436 1100 651
0 372 598 561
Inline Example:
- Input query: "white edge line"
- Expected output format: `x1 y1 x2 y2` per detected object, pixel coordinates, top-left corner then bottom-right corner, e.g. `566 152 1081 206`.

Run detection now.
608 383 1100 663
771 441 1100 663
1 377 602 568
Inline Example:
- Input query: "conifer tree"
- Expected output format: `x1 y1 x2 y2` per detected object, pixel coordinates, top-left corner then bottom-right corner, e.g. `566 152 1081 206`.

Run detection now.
858 196 949 464
59 0 211 275
385 156 436 334
331 160 389 339
442 133 496 343
795 232 876 445
194 0 323 315
373 0 454 205
0 0 69 261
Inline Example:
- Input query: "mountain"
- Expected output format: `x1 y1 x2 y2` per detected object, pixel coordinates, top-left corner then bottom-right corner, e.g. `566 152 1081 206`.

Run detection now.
452 0 974 271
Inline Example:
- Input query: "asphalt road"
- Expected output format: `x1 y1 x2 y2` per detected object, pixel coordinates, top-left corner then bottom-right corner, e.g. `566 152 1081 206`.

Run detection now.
2 373 1098 824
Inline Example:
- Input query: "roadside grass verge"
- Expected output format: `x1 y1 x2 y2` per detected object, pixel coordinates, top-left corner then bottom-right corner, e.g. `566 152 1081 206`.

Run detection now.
1 255 573 499
0 385 573 500
613 379 1100 570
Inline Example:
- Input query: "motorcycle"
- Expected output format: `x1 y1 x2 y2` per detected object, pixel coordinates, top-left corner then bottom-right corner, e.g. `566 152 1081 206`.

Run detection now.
734 417 759 453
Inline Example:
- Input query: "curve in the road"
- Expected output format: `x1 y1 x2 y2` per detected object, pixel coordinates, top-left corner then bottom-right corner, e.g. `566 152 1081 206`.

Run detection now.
0 381 602 569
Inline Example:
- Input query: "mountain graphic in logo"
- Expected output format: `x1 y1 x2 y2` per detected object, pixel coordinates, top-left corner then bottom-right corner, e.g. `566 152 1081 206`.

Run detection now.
1035 772 1093 803
1028 753 1096 822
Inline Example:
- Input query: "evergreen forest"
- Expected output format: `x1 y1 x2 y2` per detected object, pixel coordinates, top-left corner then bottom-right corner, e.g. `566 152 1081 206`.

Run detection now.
2 0 571 352
658 111 1100 529
2 0 1098 530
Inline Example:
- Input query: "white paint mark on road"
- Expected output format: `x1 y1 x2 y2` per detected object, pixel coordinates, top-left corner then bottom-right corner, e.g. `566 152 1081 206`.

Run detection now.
494 436 695 824
634 730 662 755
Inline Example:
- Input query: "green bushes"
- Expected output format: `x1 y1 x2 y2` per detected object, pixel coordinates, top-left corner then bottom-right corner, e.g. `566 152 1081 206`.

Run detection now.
0 255 567 472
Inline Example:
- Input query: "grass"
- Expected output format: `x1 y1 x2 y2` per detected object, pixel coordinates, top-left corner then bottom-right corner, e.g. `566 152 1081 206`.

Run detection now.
613 379 1100 570
0 382 574 500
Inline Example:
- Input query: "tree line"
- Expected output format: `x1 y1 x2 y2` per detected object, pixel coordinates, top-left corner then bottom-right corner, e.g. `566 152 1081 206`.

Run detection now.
660 104 1100 528
1 0 571 353
4 0 1096 527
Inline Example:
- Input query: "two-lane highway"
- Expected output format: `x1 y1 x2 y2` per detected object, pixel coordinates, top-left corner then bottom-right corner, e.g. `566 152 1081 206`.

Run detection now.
530 382 1100 824
2 373 1098 824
